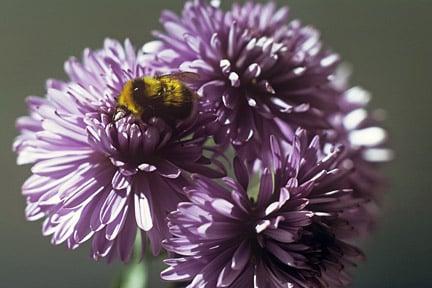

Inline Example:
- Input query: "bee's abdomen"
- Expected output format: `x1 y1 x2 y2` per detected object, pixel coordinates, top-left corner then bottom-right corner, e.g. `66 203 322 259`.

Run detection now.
162 88 193 119
162 80 190 106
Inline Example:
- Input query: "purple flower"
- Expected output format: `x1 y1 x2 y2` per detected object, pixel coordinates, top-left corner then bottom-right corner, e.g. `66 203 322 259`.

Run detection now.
143 0 342 164
13 39 224 262
161 130 363 287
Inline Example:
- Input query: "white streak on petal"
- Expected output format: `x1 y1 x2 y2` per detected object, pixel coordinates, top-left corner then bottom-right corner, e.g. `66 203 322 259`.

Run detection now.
343 109 367 130
345 87 371 105
247 98 257 107
210 0 221 8
349 127 387 147
255 220 271 233
220 59 231 74
229 72 240 87
265 202 280 216
142 41 163 53
271 97 293 112
211 199 235 217
363 148 394 162
134 193 153 231
321 54 339 67
293 67 306 75
247 63 261 78
138 163 157 172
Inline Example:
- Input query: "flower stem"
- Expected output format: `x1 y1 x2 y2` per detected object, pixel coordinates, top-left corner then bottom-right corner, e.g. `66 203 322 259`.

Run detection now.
114 235 149 288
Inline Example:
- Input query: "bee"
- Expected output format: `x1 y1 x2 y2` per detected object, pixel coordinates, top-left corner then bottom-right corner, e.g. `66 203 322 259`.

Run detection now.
114 72 199 124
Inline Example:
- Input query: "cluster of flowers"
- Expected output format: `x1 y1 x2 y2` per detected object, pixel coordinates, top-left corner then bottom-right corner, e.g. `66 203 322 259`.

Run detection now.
14 1 391 287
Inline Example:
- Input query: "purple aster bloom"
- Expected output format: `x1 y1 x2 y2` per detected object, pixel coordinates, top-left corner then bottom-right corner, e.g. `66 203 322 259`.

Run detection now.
13 39 224 262
161 129 363 287
143 0 342 164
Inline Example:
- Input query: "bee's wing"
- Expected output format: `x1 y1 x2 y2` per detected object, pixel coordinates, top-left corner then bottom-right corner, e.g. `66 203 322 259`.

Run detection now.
163 72 201 82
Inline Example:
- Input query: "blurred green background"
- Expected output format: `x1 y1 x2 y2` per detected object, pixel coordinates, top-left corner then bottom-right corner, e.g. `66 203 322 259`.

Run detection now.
0 0 430 287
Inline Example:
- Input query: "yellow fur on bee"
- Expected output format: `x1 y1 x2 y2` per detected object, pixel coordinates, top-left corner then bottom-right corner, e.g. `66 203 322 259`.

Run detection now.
142 76 162 98
159 77 186 107
117 76 189 119
117 80 142 115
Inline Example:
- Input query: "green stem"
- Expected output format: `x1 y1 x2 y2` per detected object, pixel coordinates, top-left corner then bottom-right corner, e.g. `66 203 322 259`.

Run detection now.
115 235 149 288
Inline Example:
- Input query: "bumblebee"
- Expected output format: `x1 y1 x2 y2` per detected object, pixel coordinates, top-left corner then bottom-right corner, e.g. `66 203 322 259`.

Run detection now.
114 72 199 124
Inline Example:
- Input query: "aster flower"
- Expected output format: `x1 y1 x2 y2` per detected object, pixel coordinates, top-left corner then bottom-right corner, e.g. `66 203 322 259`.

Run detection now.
13 39 224 262
161 130 363 287
143 0 342 164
